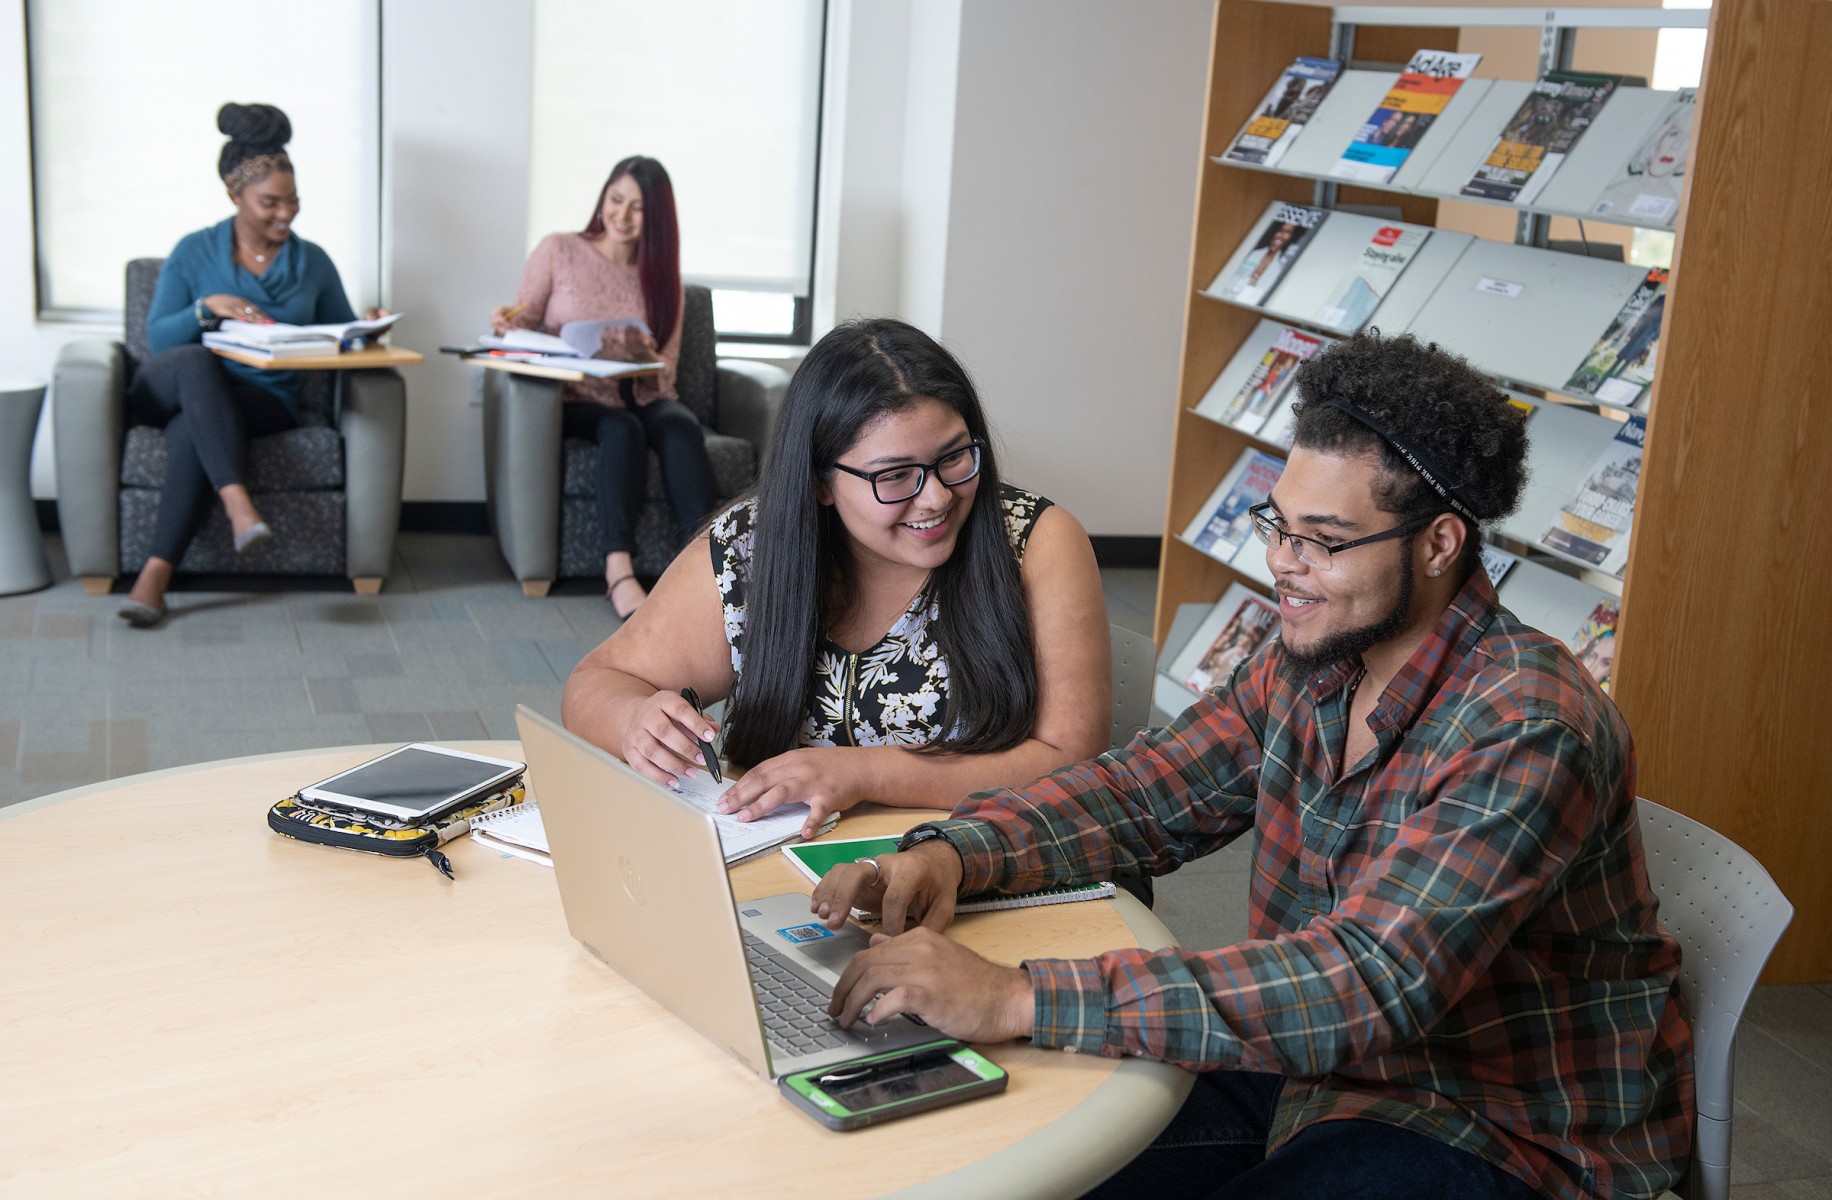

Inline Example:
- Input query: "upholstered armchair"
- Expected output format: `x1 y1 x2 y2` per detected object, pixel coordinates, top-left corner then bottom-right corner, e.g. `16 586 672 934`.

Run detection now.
52 258 406 595
481 284 789 594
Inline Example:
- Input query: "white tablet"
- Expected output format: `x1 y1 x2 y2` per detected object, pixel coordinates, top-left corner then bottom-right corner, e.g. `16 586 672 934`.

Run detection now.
299 743 525 823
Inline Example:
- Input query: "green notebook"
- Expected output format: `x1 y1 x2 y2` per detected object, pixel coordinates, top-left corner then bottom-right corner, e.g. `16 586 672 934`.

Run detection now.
779 835 1115 920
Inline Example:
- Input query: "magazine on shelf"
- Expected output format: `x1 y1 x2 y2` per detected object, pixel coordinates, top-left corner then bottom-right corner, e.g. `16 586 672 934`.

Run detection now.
1479 545 1519 588
1181 449 1285 563
1167 584 1283 694
1209 202 1327 307
1563 268 1668 407
1460 70 1620 205
1221 56 1343 167
1540 414 1646 576
1590 89 1696 226
1314 224 1430 332
1215 327 1325 433
1567 599 1621 691
1329 50 1483 185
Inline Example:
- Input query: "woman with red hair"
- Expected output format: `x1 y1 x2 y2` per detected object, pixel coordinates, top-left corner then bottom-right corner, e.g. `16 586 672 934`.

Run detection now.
493 156 713 617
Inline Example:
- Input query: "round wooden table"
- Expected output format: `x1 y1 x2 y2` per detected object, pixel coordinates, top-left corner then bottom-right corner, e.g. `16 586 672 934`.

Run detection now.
0 743 1191 1198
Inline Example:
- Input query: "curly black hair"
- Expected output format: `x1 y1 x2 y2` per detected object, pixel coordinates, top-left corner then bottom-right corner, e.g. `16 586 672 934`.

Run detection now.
216 103 292 190
1290 330 1529 573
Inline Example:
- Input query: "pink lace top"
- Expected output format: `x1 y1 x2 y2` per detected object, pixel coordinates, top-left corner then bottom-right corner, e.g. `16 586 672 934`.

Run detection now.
513 232 684 407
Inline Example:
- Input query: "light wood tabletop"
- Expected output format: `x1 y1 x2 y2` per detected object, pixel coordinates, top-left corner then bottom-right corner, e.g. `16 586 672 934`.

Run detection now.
460 354 664 383
208 344 424 370
0 743 1190 1198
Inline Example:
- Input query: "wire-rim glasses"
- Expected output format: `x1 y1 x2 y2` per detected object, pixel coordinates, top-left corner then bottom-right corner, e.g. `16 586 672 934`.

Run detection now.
1246 501 1435 571
831 441 984 504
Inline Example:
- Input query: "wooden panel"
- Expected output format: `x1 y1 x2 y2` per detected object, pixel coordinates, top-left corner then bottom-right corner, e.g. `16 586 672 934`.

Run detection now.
1613 0 1832 982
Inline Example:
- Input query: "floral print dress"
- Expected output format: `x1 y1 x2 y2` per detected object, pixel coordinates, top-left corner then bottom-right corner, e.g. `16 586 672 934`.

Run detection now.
708 484 1050 747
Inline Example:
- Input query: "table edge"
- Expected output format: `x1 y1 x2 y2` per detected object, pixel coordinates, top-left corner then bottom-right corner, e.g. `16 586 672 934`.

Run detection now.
882 890 1194 1200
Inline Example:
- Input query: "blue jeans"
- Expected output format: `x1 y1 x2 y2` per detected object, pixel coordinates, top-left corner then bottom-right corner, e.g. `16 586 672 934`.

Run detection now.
1083 1070 1546 1200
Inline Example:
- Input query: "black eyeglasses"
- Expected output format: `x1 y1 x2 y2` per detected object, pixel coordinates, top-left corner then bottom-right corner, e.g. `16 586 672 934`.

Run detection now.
1247 501 1434 572
831 441 983 504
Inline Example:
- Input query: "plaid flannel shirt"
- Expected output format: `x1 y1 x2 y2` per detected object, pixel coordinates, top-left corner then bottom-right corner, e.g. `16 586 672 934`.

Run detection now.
924 571 1693 1200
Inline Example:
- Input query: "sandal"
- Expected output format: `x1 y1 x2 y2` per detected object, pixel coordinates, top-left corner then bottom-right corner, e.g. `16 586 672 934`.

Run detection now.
605 574 646 620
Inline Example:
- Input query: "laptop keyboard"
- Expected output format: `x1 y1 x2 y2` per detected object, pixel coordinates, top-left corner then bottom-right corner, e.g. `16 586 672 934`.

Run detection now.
741 930 854 1055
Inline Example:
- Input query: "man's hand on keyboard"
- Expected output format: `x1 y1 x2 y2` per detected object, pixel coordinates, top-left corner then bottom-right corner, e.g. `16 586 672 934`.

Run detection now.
811 839 964 934
827 927 1034 1043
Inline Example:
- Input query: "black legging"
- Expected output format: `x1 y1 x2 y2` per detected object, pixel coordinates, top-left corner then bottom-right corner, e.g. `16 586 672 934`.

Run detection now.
561 397 718 559
128 343 296 564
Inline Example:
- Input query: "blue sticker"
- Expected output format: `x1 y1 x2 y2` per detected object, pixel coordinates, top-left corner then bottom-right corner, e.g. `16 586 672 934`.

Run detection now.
776 923 835 944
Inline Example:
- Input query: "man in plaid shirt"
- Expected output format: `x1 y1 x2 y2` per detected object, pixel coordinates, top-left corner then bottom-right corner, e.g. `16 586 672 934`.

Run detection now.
815 333 1693 1200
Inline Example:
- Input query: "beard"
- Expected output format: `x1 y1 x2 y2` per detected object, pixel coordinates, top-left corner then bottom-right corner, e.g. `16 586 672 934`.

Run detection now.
1277 549 1416 678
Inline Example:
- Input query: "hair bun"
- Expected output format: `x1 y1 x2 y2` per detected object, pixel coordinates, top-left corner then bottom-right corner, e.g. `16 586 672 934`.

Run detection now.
216 102 291 152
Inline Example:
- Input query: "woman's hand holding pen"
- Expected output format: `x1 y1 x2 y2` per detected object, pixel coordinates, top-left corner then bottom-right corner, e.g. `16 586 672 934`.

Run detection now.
622 689 720 789
716 747 867 841
489 301 533 336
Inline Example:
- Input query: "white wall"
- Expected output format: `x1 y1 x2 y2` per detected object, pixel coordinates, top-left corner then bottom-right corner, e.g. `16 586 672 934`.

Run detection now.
381 0 533 502
5 0 1213 537
933 0 1210 537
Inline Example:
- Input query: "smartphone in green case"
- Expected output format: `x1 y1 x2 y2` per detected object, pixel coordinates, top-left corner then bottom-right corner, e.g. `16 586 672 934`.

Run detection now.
780 1040 1008 1131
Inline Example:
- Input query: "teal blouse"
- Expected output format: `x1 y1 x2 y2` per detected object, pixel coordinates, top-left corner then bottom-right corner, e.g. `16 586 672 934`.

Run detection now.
145 217 359 416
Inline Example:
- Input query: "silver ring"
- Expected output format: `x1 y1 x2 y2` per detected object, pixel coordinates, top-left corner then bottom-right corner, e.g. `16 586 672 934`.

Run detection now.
853 856 882 888
243 306 251 314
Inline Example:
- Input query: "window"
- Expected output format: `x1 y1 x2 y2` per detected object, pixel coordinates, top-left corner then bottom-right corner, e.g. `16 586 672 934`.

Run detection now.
26 0 381 320
526 0 826 342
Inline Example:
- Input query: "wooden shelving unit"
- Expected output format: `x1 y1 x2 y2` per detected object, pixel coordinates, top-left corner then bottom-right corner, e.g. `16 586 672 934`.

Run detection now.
1159 1 1832 982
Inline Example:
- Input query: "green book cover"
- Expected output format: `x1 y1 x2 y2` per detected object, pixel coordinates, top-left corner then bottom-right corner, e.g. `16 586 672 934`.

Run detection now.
779 836 1116 915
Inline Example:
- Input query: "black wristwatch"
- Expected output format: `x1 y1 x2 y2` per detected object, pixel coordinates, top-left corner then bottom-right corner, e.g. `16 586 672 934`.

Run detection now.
193 299 223 332
897 826 951 854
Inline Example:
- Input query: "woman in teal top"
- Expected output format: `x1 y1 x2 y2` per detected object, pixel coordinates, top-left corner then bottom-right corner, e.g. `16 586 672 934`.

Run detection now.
120 102 382 628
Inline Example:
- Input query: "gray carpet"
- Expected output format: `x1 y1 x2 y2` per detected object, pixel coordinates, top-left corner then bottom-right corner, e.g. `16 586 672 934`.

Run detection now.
6 538 1832 1196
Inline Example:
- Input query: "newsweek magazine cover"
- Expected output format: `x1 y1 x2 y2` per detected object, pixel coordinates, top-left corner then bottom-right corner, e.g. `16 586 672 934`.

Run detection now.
1567 599 1621 692
1540 414 1646 576
1564 269 1668 408
1330 50 1482 184
1315 223 1431 332
1182 449 1286 563
1591 88 1696 226
1169 585 1283 694
1221 56 1344 168
1218 327 1325 433
1460 70 1619 205
1210 202 1327 307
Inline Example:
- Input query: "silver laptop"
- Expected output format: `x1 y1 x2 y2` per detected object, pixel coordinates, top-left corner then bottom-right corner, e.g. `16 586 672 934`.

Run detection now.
514 705 937 1080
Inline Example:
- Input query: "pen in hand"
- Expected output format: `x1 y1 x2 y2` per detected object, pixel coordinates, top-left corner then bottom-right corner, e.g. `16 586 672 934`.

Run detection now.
679 687 723 784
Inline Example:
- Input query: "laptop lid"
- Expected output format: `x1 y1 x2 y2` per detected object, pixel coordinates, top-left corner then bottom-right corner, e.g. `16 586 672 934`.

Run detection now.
515 705 773 1078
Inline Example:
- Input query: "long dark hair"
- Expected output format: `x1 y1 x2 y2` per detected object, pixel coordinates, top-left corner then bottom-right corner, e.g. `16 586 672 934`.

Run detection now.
721 319 1038 768
582 155 681 348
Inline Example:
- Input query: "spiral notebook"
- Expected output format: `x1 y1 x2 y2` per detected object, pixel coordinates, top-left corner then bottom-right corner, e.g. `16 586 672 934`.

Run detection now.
471 770 837 868
779 835 1116 921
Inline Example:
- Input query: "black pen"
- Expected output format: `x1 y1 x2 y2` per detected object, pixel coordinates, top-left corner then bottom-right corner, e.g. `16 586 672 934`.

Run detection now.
814 1043 958 1088
679 687 723 783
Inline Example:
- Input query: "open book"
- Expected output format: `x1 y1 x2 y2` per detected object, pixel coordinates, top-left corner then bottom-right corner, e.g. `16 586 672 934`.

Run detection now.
204 313 403 359
779 835 1115 922
480 317 651 358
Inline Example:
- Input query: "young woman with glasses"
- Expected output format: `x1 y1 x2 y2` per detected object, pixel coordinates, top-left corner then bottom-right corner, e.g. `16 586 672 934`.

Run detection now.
561 318 1111 838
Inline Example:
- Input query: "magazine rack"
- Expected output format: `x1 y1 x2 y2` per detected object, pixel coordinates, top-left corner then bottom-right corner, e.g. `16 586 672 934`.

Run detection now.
1160 0 1832 981
1158 3 1700 679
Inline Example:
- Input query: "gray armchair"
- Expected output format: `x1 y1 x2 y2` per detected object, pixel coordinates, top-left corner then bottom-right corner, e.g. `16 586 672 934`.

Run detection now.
482 284 789 595
52 258 406 595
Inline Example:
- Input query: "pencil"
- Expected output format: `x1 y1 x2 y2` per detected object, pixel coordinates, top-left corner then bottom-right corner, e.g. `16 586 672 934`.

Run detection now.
501 301 530 318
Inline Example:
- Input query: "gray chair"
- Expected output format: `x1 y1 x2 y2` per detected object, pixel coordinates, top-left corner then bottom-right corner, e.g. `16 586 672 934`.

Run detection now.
1109 623 1156 750
52 258 406 595
481 284 790 595
1636 797 1794 1200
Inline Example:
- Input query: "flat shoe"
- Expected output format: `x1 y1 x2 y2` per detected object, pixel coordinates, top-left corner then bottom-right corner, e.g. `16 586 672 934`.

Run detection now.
605 574 644 620
234 521 273 554
117 599 166 629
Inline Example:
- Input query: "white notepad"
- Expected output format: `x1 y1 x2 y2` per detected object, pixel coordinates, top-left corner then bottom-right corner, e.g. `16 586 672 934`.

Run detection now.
471 773 835 868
